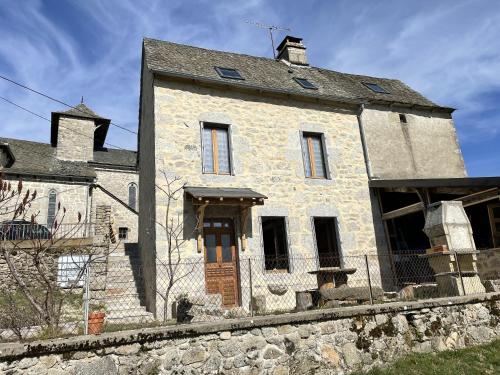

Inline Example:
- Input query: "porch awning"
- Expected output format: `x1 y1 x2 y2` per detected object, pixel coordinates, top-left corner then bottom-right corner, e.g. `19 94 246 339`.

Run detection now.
184 186 267 205
186 186 267 252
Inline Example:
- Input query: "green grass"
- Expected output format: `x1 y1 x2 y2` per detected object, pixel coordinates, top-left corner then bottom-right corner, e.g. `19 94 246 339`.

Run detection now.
355 340 500 375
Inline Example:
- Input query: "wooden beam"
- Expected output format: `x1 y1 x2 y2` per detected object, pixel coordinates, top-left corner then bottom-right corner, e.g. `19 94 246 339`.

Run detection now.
382 202 424 220
381 188 499 220
460 188 499 207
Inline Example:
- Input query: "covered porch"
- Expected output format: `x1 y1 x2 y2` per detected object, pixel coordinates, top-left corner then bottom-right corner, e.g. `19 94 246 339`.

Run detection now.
371 177 500 292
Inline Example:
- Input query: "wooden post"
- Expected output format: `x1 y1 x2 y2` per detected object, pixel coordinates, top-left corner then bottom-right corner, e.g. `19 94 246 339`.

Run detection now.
248 258 254 316
196 201 209 253
454 251 467 296
240 206 250 251
365 254 374 305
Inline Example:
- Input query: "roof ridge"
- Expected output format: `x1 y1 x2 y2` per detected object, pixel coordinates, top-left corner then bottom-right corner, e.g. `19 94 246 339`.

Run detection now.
143 37 282 64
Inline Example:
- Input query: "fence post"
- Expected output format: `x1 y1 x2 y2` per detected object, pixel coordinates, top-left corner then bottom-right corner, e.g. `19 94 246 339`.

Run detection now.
248 258 254 317
83 263 91 335
364 254 374 305
453 251 466 296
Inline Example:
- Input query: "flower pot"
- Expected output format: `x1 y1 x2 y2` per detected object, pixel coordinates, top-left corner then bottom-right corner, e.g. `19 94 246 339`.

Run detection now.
88 312 105 335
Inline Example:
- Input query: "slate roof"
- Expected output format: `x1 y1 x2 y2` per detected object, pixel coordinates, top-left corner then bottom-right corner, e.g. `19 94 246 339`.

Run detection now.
92 148 137 168
0 138 137 180
52 103 107 120
143 38 449 110
184 186 267 200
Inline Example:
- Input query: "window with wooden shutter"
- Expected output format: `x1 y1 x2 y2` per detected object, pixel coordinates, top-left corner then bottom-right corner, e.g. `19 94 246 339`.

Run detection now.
202 124 232 175
301 132 328 179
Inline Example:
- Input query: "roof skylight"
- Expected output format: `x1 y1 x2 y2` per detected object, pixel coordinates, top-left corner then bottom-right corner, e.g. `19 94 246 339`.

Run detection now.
215 67 244 80
363 82 389 94
294 77 317 90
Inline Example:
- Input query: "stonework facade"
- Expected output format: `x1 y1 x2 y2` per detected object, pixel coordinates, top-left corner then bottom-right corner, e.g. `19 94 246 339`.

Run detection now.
141 78 380 316
56 117 95 162
138 36 475 319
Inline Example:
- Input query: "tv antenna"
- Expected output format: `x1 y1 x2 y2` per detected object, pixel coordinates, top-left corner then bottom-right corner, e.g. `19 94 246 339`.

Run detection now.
245 20 291 58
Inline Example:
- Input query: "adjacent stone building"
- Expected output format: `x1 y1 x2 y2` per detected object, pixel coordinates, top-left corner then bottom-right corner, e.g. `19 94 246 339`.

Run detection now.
0 103 138 245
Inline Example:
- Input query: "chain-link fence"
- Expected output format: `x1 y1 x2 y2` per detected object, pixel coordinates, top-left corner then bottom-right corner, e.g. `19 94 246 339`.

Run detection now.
0 248 496 342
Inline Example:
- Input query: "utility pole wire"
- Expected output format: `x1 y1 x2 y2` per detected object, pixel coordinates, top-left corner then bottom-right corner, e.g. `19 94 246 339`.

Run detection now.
0 95 131 152
0 74 137 135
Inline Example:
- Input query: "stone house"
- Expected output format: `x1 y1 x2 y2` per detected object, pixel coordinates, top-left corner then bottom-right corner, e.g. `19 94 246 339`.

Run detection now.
0 103 138 246
0 103 149 321
137 35 500 318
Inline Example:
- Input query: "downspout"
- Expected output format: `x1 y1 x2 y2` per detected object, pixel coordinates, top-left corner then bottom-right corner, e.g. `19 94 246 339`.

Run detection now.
357 103 372 179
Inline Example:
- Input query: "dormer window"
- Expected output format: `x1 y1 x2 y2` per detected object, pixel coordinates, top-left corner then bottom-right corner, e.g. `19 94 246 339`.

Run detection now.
215 67 244 80
363 82 389 94
294 77 317 90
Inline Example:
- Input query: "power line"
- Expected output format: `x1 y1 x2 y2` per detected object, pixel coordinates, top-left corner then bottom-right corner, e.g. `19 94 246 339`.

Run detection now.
0 74 137 135
0 95 50 122
0 95 132 152
0 96 134 177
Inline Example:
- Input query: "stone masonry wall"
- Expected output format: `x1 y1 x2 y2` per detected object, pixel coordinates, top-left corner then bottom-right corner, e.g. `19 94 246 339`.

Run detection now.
0 178 90 225
149 78 381 316
93 168 139 246
0 294 499 374
56 117 95 162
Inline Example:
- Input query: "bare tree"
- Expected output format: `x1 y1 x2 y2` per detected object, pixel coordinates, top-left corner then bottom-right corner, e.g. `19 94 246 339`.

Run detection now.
0 173 116 338
155 173 199 323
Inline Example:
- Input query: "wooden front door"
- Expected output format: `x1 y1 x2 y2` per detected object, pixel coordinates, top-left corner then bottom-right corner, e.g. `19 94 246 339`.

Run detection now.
203 218 239 307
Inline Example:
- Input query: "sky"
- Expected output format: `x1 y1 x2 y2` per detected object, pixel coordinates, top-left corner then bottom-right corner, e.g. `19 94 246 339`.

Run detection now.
0 0 499 176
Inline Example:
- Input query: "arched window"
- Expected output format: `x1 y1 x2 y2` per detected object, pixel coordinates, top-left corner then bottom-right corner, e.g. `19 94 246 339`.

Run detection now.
47 190 57 227
128 183 137 211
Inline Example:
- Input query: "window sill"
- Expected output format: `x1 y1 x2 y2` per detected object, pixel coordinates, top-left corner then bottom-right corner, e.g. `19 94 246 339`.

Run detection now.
265 269 290 274
202 172 233 176
305 176 328 180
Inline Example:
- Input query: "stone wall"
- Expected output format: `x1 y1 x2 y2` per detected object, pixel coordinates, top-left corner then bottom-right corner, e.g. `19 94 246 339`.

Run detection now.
145 77 381 317
0 250 59 290
0 293 498 374
56 116 95 162
361 105 467 179
0 178 91 225
477 248 500 291
93 168 139 245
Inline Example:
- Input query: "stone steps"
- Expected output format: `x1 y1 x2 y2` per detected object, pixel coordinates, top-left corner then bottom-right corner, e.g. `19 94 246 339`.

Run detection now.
101 251 152 322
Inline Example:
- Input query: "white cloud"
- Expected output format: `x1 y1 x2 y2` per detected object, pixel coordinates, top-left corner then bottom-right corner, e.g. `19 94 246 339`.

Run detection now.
0 0 498 175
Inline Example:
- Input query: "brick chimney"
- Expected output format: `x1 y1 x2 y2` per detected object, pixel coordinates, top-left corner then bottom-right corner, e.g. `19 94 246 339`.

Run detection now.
276 36 308 66
51 102 110 162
